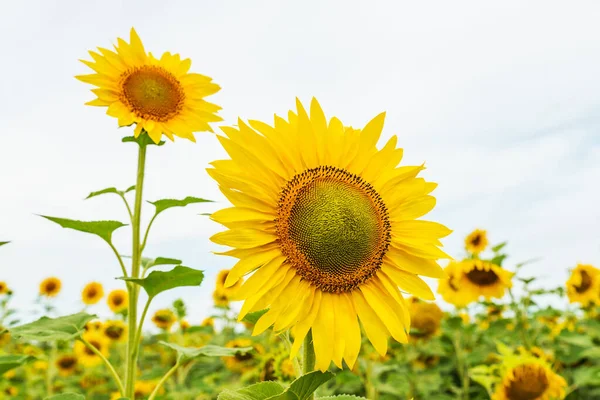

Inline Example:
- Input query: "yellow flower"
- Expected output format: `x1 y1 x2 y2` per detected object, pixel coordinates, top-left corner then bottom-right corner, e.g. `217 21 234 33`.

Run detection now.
213 288 231 308
102 320 127 343
412 354 440 370
408 297 443 339
201 317 215 328
437 262 472 307
222 339 263 373
216 269 243 295
74 331 111 367
465 229 488 254
209 98 451 371
152 309 176 331
0 281 9 294
39 277 61 297
566 264 600 305
107 289 128 313
180 320 190 331
33 360 48 371
82 281 104 305
0 329 10 347
4 386 18 396
459 312 471 324
77 28 221 144
3 370 16 379
278 358 297 380
134 380 160 397
55 354 78 377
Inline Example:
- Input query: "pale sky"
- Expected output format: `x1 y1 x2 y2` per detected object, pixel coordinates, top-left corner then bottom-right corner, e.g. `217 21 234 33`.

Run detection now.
1 1 599 325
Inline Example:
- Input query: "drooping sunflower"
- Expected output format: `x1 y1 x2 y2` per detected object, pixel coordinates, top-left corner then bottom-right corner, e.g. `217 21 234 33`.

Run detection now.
408 297 443 339
566 264 600 305
222 338 264 373
491 351 567 400
107 289 128 313
81 281 104 305
151 309 176 331
465 229 488 254
39 277 62 297
102 320 127 343
210 99 451 371
77 28 222 144
0 281 9 295
55 354 78 377
74 331 111 367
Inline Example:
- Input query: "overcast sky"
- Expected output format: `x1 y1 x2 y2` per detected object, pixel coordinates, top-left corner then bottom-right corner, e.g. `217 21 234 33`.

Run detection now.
1 1 599 325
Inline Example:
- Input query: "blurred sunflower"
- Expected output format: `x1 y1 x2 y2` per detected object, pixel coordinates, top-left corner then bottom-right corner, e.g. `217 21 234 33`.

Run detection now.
213 288 230 307
412 354 440 370
0 281 9 295
438 262 472 307
0 329 10 347
210 98 451 371
39 277 61 297
4 387 18 396
107 289 128 313
55 354 78 377
180 320 190 331
77 28 221 143
408 297 443 339
566 264 600 305
465 229 488 254
277 357 297 380
134 381 160 398
102 320 127 343
223 338 264 373
152 309 176 331
81 282 104 305
74 331 111 367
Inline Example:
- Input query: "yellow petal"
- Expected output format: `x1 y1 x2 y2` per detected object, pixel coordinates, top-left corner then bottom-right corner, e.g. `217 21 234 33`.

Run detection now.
312 293 335 371
225 245 281 287
210 228 277 249
360 283 408 343
352 290 389 356
380 264 435 300
385 246 445 278
290 290 322 359
231 255 286 300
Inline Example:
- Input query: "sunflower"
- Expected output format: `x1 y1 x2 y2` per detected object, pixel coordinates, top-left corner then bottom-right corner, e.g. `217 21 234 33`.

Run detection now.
0 281 9 295
55 354 78 377
566 264 600 305
74 331 111 367
152 309 176 331
39 277 61 297
437 262 472 307
213 288 230 307
277 357 297 380
465 229 488 254
408 297 443 339
209 98 451 371
0 329 10 347
102 320 127 343
82 281 104 305
77 28 221 144
222 338 263 373
107 289 128 313
492 352 567 400
4 387 18 396
201 317 215 328
216 269 243 295
179 320 190 331
84 320 104 332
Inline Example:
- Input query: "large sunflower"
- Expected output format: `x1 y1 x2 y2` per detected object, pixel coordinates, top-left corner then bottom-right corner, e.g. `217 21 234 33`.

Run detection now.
77 28 221 143
566 264 600 305
210 99 451 371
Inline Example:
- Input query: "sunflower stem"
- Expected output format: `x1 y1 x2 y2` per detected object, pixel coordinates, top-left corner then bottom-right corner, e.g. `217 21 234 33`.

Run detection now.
302 330 317 399
80 336 125 396
148 359 180 400
124 143 147 399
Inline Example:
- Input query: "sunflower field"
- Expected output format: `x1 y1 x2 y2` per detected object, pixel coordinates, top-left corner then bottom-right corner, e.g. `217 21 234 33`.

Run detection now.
1 27 599 400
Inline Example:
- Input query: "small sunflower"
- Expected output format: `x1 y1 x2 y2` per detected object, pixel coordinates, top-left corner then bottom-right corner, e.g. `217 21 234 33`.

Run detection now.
39 277 61 297
213 288 230 308
437 262 472 307
210 98 451 371
216 269 243 295
4 387 18 396
134 381 160 397
74 331 111 367
77 28 221 144
55 354 78 377
179 320 190 331
102 320 127 343
0 281 9 294
107 289 128 313
465 229 488 254
82 281 104 305
566 264 600 305
222 338 263 373
408 297 443 339
152 309 176 331
84 320 104 332
201 317 215 328
277 357 297 380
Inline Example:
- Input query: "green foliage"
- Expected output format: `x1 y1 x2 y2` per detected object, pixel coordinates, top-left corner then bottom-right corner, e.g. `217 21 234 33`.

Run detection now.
0 354 36 374
218 382 286 400
272 371 335 400
0 241 10 247
122 135 165 146
243 309 269 324
149 196 212 216
85 185 135 200
318 397 368 400
121 265 204 298
6 312 95 341
40 216 126 243
160 342 253 362
44 394 86 400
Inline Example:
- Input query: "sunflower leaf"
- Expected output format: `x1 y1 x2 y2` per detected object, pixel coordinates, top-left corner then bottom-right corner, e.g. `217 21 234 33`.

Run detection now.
491 242 507 253
218 382 285 400
147 257 183 270
85 186 134 200
44 394 86 400
317 397 368 400
0 354 36 374
160 342 253 362
149 196 212 216
0 241 9 247
40 216 127 244
122 135 165 147
243 309 269 325
267 371 335 400
6 312 96 342
120 266 204 298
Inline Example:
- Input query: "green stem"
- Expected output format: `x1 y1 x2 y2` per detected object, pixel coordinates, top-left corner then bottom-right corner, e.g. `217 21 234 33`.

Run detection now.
124 143 147 398
365 359 378 400
133 296 153 352
303 330 316 399
108 241 128 278
140 213 158 253
281 331 302 378
80 336 125 396
119 193 134 224
508 288 531 349
148 360 180 400
453 333 470 400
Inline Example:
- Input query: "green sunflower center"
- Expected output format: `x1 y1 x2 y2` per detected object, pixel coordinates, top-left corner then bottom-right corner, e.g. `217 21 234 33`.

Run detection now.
575 270 592 293
277 166 390 293
466 268 499 286
505 364 549 400
121 65 184 122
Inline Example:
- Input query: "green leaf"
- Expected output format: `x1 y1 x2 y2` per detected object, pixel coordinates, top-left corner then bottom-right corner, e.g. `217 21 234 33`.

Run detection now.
0 354 36 374
122 135 165 146
574 366 600 387
490 254 507 266
518 277 536 285
85 185 134 200
7 312 95 341
318 397 368 400
218 382 285 400
40 216 127 243
0 241 10 247
149 196 212 215
44 394 86 400
491 242 507 253
121 266 204 298
243 309 269 325
125 185 136 193
268 371 335 400
160 342 253 362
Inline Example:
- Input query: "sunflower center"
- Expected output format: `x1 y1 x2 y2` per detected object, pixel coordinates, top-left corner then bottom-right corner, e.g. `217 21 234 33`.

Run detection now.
58 357 76 369
87 288 97 298
575 270 592 293
471 234 481 246
505 364 549 400
112 296 123 306
234 351 254 362
46 282 57 292
105 326 124 340
120 65 184 122
466 268 499 286
277 166 390 293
